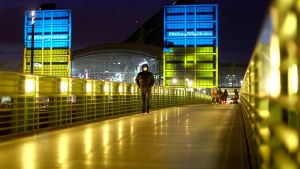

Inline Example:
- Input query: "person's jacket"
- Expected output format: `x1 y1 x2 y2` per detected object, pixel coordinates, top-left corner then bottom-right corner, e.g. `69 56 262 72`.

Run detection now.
135 71 154 92
211 91 217 98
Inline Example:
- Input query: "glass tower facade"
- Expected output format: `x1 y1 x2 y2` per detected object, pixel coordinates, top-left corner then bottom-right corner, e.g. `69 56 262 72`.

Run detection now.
24 9 72 77
163 4 218 88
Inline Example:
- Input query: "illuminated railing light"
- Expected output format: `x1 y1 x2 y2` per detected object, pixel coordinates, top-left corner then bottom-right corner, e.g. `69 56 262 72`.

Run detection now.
275 125 299 153
288 64 298 95
60 79 68 93
104 83 110 93
119 85 123 93
258 110 270 119
269 34 281 98
281 12 297 39
172 78 177 84
25 79 34 93
86 82 92 93
188 81 193 87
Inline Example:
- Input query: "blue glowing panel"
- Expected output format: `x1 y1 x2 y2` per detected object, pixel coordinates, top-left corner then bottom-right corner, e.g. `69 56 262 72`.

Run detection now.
24 9 72 49
164 5 218 48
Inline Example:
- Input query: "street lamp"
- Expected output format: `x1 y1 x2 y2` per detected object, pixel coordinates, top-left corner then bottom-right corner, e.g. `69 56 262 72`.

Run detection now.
30 10 35 74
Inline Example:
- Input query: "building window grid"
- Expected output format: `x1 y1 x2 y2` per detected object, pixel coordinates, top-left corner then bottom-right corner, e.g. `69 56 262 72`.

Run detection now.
196 15 213 21
196 6 214 13
164 5 217 88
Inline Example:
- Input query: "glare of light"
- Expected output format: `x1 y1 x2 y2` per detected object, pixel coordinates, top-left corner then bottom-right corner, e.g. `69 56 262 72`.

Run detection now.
130 119 134 135
240 80 243 84
281 12 297 40
118 62 121 65
185 78 189 82
22 143 36 169
58 134 69 167
202 90 206 94
269 34 281 98
288 64 298 95
118 121 123 142
86 81 92 93
172 78 177 84
188 81 193 87
25 78 35 93
84 128 92 154
60 79 68 92
102 124 110 146
31 10 35 25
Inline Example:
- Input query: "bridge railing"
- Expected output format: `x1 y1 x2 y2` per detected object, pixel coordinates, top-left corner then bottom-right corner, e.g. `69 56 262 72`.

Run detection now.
240 0 299 168
0 72 210 137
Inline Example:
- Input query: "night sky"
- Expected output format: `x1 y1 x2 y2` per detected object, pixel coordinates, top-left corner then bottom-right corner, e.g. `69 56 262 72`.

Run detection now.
0 0 270 69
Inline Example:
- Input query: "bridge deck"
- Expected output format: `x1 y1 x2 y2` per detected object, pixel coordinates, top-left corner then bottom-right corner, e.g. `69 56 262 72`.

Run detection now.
0 104 248 169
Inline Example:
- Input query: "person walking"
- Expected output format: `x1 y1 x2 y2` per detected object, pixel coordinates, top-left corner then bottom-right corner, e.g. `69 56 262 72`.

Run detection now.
211 88 217 104
223 89 228 104
217 88 223 104
233 89 239 104
135 64 155 114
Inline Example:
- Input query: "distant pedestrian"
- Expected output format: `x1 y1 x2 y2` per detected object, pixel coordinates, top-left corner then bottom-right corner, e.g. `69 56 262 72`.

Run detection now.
135 64 155 114
223 89 228 104
211 88 217 104
233 89 239 104
217 88 223 104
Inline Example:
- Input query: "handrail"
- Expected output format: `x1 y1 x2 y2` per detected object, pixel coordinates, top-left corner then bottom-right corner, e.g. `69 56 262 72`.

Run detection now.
0 71 210 137
240 0 299 168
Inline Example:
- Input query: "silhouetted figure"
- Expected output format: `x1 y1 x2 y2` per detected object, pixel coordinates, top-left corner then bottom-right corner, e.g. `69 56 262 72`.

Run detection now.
233 89 239 104
211 88 217 104
217 88 223 104
135 64 155 113
223 89 228 104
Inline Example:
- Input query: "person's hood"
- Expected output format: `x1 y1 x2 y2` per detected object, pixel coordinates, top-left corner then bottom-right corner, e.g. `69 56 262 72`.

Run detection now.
142 64 149 72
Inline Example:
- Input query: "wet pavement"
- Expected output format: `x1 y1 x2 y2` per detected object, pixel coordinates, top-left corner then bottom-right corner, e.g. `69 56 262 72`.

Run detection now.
0 104 249 169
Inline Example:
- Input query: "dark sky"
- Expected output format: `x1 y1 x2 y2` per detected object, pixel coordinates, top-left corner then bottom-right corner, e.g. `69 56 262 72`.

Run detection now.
0 0 270 67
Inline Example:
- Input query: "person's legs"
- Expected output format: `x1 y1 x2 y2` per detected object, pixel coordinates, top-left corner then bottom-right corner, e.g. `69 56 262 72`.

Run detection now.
141 92 146 113
146 91 151 113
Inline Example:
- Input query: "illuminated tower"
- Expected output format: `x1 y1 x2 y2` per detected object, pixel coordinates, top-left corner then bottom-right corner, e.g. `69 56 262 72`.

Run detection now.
24 5 72 77
163 3 218 88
